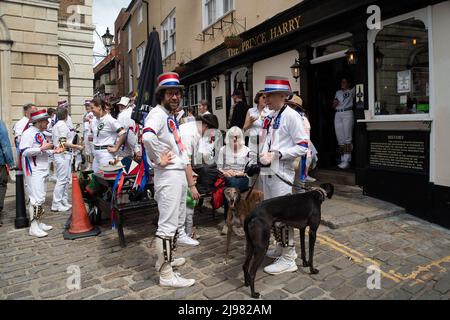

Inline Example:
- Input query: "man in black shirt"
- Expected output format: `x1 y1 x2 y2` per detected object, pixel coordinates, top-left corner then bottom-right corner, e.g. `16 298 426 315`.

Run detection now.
227 89 249 129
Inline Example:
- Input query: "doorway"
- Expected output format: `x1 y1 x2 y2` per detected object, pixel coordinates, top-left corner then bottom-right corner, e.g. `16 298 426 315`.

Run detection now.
309 57 355 170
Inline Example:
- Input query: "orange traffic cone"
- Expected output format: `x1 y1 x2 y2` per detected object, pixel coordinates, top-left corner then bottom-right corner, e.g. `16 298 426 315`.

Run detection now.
63 173 100 240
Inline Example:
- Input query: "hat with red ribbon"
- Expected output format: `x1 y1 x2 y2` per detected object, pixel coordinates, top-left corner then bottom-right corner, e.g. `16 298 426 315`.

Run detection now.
155 72 184 94
264 76 292 95
30 109 49 123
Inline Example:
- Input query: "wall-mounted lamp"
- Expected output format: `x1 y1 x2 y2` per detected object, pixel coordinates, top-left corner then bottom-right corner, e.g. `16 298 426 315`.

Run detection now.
211 76 219 89
346 47 358 65
290 58 302 82
102 27 114 54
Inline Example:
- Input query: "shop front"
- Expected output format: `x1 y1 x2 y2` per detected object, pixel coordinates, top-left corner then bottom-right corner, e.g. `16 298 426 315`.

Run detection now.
179 0 450 228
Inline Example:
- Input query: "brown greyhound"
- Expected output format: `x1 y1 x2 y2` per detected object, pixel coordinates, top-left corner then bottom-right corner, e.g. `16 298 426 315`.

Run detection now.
223 187 264 263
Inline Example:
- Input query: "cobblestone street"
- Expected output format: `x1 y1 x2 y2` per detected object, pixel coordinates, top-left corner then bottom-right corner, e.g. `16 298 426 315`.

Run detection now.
1 182 449 301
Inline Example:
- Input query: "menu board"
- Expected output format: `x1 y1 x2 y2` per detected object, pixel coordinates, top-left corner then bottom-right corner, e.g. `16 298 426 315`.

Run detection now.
368 131 429 174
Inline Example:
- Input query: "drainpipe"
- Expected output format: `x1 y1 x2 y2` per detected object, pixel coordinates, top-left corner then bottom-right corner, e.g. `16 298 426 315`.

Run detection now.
142 0 150 37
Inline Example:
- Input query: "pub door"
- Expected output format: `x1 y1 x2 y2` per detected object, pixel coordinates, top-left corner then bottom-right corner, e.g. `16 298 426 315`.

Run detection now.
309 57 355 170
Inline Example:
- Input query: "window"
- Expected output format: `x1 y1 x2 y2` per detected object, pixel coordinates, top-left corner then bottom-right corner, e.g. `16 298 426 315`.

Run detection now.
373 18 429 116
161 10 176 59
118 63 122 80
189 81 207 114
58 65 65 90
117 30 121 44
137 42 146 77
203 0 234 29
138 5 143 25
129 64 133 91
128 24 132 52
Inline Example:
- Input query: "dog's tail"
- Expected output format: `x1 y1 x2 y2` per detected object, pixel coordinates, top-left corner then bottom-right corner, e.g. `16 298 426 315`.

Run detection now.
320 183 334 199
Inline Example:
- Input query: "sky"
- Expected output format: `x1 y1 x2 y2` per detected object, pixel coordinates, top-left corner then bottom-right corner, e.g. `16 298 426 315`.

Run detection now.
92 0 131 66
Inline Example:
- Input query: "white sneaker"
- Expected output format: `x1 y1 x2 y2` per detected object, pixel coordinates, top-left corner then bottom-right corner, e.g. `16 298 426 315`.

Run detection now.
62 200 72 209
177 234 200 247
51 204 71 212
264 256 298 275
305 176 316 182
155 257 186 271
221 224 228 235
29 221 48 238
160 272 195 288
338 161 350 169
266 244 283 259
39 222 53 231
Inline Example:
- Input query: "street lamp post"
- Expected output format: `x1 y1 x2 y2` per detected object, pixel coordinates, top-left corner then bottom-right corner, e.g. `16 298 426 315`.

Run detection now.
101 27 114 54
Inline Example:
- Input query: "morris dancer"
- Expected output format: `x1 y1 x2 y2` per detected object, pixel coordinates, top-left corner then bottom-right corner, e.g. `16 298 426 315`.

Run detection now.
90 97 126 172
259 76 310 275
117 96 141 161
20 110 62 238
142 72 200 288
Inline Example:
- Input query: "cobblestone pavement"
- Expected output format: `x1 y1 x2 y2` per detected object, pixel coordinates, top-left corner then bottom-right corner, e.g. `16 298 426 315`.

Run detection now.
1 183 450 300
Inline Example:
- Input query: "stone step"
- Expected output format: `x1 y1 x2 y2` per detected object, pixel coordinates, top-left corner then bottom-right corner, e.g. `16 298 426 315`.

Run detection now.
310 169 356 186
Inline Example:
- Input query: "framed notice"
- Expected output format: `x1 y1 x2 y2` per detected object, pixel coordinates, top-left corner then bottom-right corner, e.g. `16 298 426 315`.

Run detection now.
215 96 223 110
397 70 412 93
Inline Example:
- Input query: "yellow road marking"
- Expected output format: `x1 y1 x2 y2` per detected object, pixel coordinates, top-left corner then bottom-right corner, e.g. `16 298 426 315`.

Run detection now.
317 233 450 286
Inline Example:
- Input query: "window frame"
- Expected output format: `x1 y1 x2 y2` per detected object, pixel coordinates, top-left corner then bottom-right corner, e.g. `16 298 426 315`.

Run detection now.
161 10 176 59
138 4 143 25
127 24 132 53
188 81 208 114
367 7 433 122
136 42 146 78
202 0 235 31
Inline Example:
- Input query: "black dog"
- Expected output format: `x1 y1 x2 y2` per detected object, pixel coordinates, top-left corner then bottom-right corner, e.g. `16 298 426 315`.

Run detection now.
243 183 334 299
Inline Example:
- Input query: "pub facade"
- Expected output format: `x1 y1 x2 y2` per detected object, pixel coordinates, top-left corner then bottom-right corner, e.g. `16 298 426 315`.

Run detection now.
174 0 450 228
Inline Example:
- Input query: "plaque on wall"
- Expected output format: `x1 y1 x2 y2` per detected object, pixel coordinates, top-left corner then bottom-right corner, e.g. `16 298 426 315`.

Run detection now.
215 96 223 110
368 131 429 175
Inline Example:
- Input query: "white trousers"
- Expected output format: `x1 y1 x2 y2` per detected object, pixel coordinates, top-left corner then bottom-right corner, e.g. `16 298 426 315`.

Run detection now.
261 163 295 200
52 153 72 207
25 167 48 206
85 139 94 157
334 111 354 146
153 169 187 237
93 150 114 173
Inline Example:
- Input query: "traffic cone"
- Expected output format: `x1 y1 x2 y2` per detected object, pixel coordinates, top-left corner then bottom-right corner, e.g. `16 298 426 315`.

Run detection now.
63 173 100 240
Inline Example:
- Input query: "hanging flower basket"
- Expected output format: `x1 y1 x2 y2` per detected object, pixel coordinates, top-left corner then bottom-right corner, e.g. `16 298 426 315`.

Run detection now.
224 35 243 49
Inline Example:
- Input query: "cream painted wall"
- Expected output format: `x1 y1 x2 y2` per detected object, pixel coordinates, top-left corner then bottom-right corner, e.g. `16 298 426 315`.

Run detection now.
431 2 450 187
211 74 227 131
252 50 300 97
147 0 303 70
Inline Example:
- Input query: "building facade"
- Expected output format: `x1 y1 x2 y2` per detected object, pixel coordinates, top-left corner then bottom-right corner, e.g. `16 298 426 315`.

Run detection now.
0 0 94 132
140 0 450 227
114 8 130 98
122 0 149 96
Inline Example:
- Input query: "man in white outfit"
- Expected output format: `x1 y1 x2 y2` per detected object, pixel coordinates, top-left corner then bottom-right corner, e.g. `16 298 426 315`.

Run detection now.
333 77 355 169
83 100 94 170
13 103 37 150
51 107 84 212
20 110 63 238
142 72 200 288
117 96 141 160
259 76 310 275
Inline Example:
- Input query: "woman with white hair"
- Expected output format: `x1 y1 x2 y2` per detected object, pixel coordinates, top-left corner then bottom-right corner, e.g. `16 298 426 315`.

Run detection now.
217 126 250 234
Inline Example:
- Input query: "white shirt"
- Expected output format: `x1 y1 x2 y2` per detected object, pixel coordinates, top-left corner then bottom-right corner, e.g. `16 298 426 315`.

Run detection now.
334 87 355 111
246 106 272 155
142 105 189 170
19 126 51 170
217 145 250 172
180 121 201 165
91 114 124 147
13 117 30 143
117 107 139 157
52 121 71 147
200 111 211 116
263 105 309 162
83 112 94 138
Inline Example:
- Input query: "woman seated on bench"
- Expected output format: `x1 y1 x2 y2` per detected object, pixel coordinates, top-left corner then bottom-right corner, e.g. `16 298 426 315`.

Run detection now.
217 126 250 234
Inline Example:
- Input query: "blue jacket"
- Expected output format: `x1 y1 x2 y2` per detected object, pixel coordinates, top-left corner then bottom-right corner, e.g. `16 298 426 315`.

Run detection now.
0 120 14 167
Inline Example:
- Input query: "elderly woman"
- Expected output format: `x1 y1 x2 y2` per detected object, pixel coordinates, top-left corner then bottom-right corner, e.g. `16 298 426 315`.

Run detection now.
217 126 250 234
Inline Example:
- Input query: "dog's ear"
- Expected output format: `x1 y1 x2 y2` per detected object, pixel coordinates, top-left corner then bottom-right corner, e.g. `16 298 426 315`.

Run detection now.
320 183 334 199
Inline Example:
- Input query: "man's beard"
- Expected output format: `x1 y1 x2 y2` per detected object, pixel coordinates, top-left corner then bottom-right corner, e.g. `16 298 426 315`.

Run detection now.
163 101 178 113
